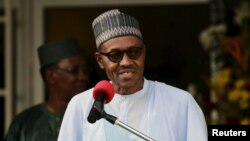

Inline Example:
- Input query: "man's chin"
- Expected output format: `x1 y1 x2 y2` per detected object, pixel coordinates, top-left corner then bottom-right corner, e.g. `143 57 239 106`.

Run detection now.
118 80 134 89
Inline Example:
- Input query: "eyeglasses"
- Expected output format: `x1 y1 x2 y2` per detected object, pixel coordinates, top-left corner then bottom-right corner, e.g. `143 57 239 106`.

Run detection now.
98 46 144 63
55 66 91 76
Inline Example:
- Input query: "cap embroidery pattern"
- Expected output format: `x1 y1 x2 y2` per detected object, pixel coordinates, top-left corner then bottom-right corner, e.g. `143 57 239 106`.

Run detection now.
92 9 142 48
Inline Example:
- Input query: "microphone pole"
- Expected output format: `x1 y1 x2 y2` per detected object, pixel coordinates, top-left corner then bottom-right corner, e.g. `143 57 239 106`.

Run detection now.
104 113 156 141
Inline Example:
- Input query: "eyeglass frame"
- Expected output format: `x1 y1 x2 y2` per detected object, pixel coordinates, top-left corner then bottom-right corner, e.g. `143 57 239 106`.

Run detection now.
97 46 145 63
53 65 91 76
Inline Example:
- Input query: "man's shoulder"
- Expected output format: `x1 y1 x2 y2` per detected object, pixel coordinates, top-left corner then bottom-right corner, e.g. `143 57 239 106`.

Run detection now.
74 88 93 99
147 79 192 102
11 104 44 120
9 104 44 128
70 88 94 106
149 80 189 94
16 104 44 117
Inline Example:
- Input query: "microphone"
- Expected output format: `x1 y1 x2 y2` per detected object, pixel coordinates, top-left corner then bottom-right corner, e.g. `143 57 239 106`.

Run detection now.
87 80 115 123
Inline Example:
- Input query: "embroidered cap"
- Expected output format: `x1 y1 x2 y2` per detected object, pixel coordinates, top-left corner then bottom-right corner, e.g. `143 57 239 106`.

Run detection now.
37 38 81 68
92 9 143 48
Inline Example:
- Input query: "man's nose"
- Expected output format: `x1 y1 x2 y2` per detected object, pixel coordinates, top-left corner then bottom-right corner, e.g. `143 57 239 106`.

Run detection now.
119 53 133 66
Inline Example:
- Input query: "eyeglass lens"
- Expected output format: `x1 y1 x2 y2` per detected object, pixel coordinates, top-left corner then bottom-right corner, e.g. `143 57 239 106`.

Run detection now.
56 65 90 76
99 47 143 63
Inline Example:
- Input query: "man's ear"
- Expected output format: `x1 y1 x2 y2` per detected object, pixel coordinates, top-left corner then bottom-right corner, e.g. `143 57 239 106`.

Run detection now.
95 52 104 69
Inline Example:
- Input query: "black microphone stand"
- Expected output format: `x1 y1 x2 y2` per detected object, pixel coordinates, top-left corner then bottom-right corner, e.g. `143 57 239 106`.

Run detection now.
88 101 155 141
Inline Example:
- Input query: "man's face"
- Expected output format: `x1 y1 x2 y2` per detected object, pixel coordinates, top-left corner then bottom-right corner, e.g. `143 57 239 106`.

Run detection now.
49 56 90 102
95 36 145 94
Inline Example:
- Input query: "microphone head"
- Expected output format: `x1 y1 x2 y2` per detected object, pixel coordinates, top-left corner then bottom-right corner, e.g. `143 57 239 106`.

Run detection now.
93 80 115 103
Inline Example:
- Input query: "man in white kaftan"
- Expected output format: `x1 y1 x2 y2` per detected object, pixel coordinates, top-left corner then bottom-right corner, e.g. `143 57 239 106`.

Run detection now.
58 9 207 141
